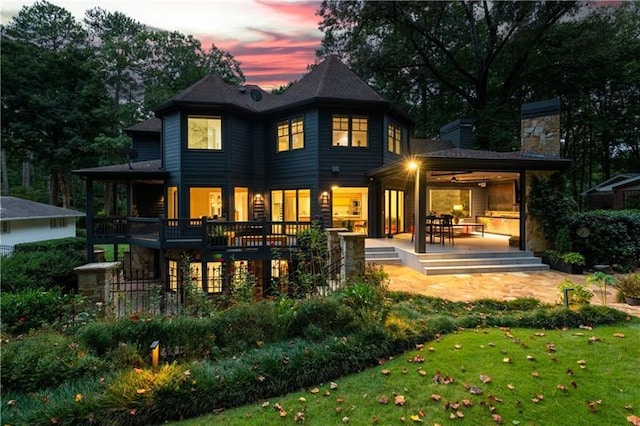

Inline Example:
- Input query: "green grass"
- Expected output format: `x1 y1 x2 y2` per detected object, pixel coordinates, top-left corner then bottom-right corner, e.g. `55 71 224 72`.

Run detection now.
173 323 640 426
94 244 129 261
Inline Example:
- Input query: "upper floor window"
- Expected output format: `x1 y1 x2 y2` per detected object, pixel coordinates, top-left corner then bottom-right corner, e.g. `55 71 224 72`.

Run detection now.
277 116 305 152
388 122 402 154
1 221 10 234
50 218 67 228
188 116 222 150
332 114 368 148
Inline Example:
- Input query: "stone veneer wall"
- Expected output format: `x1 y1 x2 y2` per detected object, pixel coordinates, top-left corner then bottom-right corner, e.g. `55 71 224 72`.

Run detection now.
339 232 365 284
521 100 561 253
521 113 561 157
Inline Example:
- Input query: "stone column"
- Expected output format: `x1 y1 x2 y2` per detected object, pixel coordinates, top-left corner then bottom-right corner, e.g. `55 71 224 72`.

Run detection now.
74 262 121 304
339 232 365 284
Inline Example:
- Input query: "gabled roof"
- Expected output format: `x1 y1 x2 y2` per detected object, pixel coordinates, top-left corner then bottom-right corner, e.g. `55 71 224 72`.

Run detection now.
72 160 168 179
0 196 83 221
581 173 640 195
411 139 456 154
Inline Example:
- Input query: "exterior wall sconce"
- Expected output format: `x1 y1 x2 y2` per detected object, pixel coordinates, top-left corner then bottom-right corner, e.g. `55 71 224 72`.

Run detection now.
320 191 330 208
150 340 160 371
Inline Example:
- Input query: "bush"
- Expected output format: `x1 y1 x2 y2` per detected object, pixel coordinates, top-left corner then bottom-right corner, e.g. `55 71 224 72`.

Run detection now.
0 288 83 335
0 249 85 292
568 209 640 271
0 331 104 392
14 236 86 253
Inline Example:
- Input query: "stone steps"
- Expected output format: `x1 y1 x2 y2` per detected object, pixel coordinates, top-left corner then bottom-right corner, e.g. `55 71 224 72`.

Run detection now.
365 246 402 265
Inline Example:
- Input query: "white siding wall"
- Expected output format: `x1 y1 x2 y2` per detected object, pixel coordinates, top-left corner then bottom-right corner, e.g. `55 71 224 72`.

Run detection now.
0 218 77 249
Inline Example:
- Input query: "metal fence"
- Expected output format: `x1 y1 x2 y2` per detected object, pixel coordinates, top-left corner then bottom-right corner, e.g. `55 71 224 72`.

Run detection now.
0 245 14 257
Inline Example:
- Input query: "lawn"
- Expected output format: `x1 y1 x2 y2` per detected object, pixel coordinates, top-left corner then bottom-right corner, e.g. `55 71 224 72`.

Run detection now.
174 323 640 426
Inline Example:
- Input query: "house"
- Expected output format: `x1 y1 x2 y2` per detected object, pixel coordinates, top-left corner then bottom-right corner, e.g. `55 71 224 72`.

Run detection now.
0 196 83 255
581 173 640 210
73 56 570 294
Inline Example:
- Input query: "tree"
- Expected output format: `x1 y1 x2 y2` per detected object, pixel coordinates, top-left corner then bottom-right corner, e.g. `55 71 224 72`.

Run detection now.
317 0 580 149
1 1 111 207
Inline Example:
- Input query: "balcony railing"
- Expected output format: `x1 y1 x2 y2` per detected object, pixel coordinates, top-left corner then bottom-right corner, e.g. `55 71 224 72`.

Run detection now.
91 217 314 249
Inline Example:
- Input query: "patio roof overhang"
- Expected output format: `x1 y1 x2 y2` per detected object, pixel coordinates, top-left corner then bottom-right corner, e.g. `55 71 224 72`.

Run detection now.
72 160 169 180
367 149 571 180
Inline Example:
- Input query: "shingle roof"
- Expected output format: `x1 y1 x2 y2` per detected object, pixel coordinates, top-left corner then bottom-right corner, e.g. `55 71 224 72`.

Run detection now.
72 160 168 179
411 139 455 154
581 173 640 195
151 56 407 119
0 196 84 221
125 117 161 133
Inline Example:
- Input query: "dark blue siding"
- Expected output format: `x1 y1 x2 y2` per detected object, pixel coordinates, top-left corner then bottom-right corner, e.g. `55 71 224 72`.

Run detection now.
131 134 161 162
163 113 181 174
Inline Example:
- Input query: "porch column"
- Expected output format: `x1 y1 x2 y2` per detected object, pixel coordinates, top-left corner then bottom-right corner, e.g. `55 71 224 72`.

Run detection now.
414 166 426 253
339 232 365 283
86 178 95 262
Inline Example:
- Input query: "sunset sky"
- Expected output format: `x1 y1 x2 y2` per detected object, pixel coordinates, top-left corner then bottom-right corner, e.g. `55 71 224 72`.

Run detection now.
0 0 324 90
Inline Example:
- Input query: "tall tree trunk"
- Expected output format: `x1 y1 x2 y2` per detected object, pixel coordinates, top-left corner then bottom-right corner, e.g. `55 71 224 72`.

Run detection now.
22 159 31 187
49 172 59 206
59 171 71 208
1 149 8 195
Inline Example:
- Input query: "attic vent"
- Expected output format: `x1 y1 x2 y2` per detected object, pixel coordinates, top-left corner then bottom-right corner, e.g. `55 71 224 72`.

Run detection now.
238 86 247 94
250 89 262 102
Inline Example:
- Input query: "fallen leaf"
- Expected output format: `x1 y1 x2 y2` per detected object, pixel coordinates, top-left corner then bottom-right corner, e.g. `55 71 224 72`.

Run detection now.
299 397 306 402
294 412 305 422
461 399 473 407
136 389 147 394
469 386 483 395
488 342 496 347
454 344 462 349
50 418 59 424
310 388 319 394
503 357 512 363
418 369 427 376
628 415 640 426
531 371 539 378
531 397 540 404
381 369 391 375
492 414 503 423
410 414 423 422
336 397 344 404
534 332 545 336
557 384 567 391
394 395 406 406
588 336 601 343
379 395 389 405
261 401 270 408
526 355 535 361
430 394 441 401
579 325 593 330
456 410 465 418
587 401 597 413
402 368 408 374
571 381 578 388
416 344 424 350
613 333 625 338
274 403 282 410
335 407 343 413
75 394 83 402
342 416 349 423
331 382 338 389
625 405 633 410
546 343 556 352
577 360 587 365
428 346 436 352
7 400 16 406
449 413 457 420
507 383 515 390
480 374 492 384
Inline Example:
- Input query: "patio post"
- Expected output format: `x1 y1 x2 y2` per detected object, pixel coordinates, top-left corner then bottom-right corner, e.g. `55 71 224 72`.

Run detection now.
414 164 426 253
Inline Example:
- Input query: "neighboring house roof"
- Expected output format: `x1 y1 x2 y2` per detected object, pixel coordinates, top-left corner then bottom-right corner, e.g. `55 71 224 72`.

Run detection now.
72 159 168 179
0 196 84 222
581 174 640 195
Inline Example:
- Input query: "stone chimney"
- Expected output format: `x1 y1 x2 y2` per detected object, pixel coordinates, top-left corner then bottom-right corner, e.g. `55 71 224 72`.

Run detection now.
439 119 474 149
521 99 561 157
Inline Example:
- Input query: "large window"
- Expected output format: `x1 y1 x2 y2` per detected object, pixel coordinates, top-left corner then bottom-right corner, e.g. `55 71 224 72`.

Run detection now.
429 189 471 218
271 189 310 221
332 187 368 233
50 218 67 228
387 122 402 154
332 114 368 147
188 116 222 150
190 187 223 218
277 117 304 152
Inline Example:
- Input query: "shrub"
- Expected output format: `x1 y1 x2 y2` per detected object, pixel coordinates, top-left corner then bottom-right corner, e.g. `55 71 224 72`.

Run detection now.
568 209 640 271
0 288 83 335
14 236 86 253
0 249 85 292
289 297 357 340
0 331 104 392
528 173 577 241
557 279 594 307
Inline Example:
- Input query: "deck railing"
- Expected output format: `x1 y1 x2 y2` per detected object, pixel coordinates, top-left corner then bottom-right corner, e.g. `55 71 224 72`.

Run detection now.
91 217 314 249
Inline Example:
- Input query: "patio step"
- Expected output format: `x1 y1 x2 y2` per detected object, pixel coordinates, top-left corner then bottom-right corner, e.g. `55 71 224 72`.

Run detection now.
418 251 549 275
365 247 402 265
